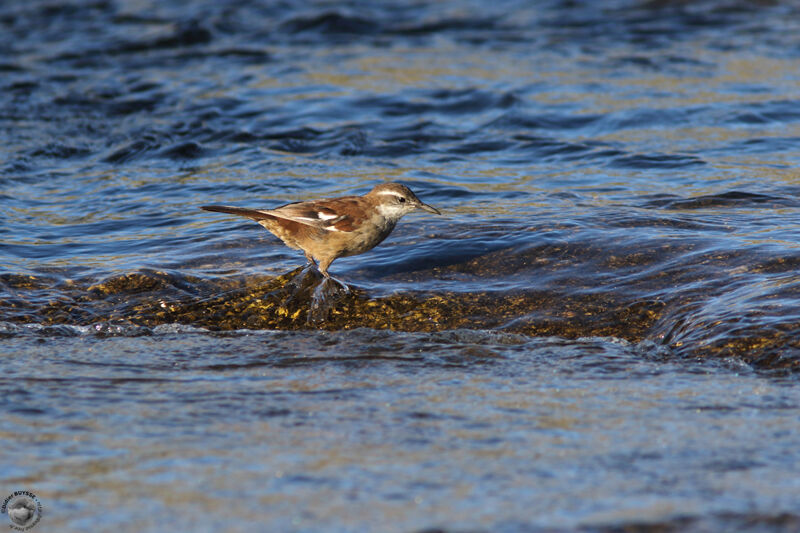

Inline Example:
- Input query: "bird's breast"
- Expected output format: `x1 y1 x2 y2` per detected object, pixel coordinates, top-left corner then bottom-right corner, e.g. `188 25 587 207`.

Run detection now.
338 217 396 257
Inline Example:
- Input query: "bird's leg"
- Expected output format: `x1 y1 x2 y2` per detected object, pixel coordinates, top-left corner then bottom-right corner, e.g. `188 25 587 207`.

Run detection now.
281 253 322 311
295 252 318 278
317 258 349 292
308 278 349 325
317 257 332 278
307 258 350 325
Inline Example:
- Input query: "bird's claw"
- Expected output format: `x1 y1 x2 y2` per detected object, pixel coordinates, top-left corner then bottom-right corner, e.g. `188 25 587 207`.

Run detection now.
307 277 350 325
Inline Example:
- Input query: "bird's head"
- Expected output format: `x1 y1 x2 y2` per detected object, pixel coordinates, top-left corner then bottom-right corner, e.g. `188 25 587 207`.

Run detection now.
368 182 441 221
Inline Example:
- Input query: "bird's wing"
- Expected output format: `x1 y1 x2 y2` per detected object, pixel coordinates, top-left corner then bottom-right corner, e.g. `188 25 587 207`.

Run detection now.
282 198 372 232
263 201 353 231
293 197 377 232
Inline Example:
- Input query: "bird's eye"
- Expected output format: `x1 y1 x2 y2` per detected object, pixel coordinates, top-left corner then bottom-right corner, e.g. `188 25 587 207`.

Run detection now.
398 196 406 203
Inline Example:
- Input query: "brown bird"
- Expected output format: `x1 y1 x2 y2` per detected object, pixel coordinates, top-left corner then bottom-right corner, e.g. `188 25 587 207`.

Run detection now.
201 182 441 278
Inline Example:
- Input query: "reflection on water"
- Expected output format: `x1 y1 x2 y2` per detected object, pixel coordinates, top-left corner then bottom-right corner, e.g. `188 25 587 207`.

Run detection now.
2 0 800 531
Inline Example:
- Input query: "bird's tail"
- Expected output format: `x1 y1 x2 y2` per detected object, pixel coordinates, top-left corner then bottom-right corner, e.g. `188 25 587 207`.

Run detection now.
200 205 275 221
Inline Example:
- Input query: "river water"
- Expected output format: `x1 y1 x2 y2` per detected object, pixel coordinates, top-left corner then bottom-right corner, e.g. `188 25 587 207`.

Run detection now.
2 1 800 531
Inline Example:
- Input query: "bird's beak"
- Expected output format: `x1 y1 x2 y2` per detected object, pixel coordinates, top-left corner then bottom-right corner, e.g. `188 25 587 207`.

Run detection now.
418 202 441 215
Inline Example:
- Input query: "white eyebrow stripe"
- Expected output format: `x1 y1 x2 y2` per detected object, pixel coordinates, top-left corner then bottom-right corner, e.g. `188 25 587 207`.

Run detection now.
377 191 402 197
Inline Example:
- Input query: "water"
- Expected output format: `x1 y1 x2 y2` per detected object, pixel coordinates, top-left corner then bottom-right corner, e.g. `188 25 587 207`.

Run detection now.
2 0 800 531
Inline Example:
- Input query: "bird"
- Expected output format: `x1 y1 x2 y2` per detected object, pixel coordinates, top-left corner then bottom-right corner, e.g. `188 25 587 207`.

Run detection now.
201 182 441 279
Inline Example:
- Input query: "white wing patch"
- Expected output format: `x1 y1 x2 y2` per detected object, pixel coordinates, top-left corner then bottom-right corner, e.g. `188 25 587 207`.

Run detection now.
295 212 347 231
293 212 340 223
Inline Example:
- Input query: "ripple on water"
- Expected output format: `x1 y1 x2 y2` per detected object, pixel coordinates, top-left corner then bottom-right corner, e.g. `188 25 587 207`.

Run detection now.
2 327 800 531
2 202 799 371
3 0 800 530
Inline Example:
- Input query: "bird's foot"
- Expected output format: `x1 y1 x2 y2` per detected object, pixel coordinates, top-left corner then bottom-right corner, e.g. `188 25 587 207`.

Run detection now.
307 276 351 325
279 264 324 312
322 273 350 294
285 263 320 290
276 266 349 324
